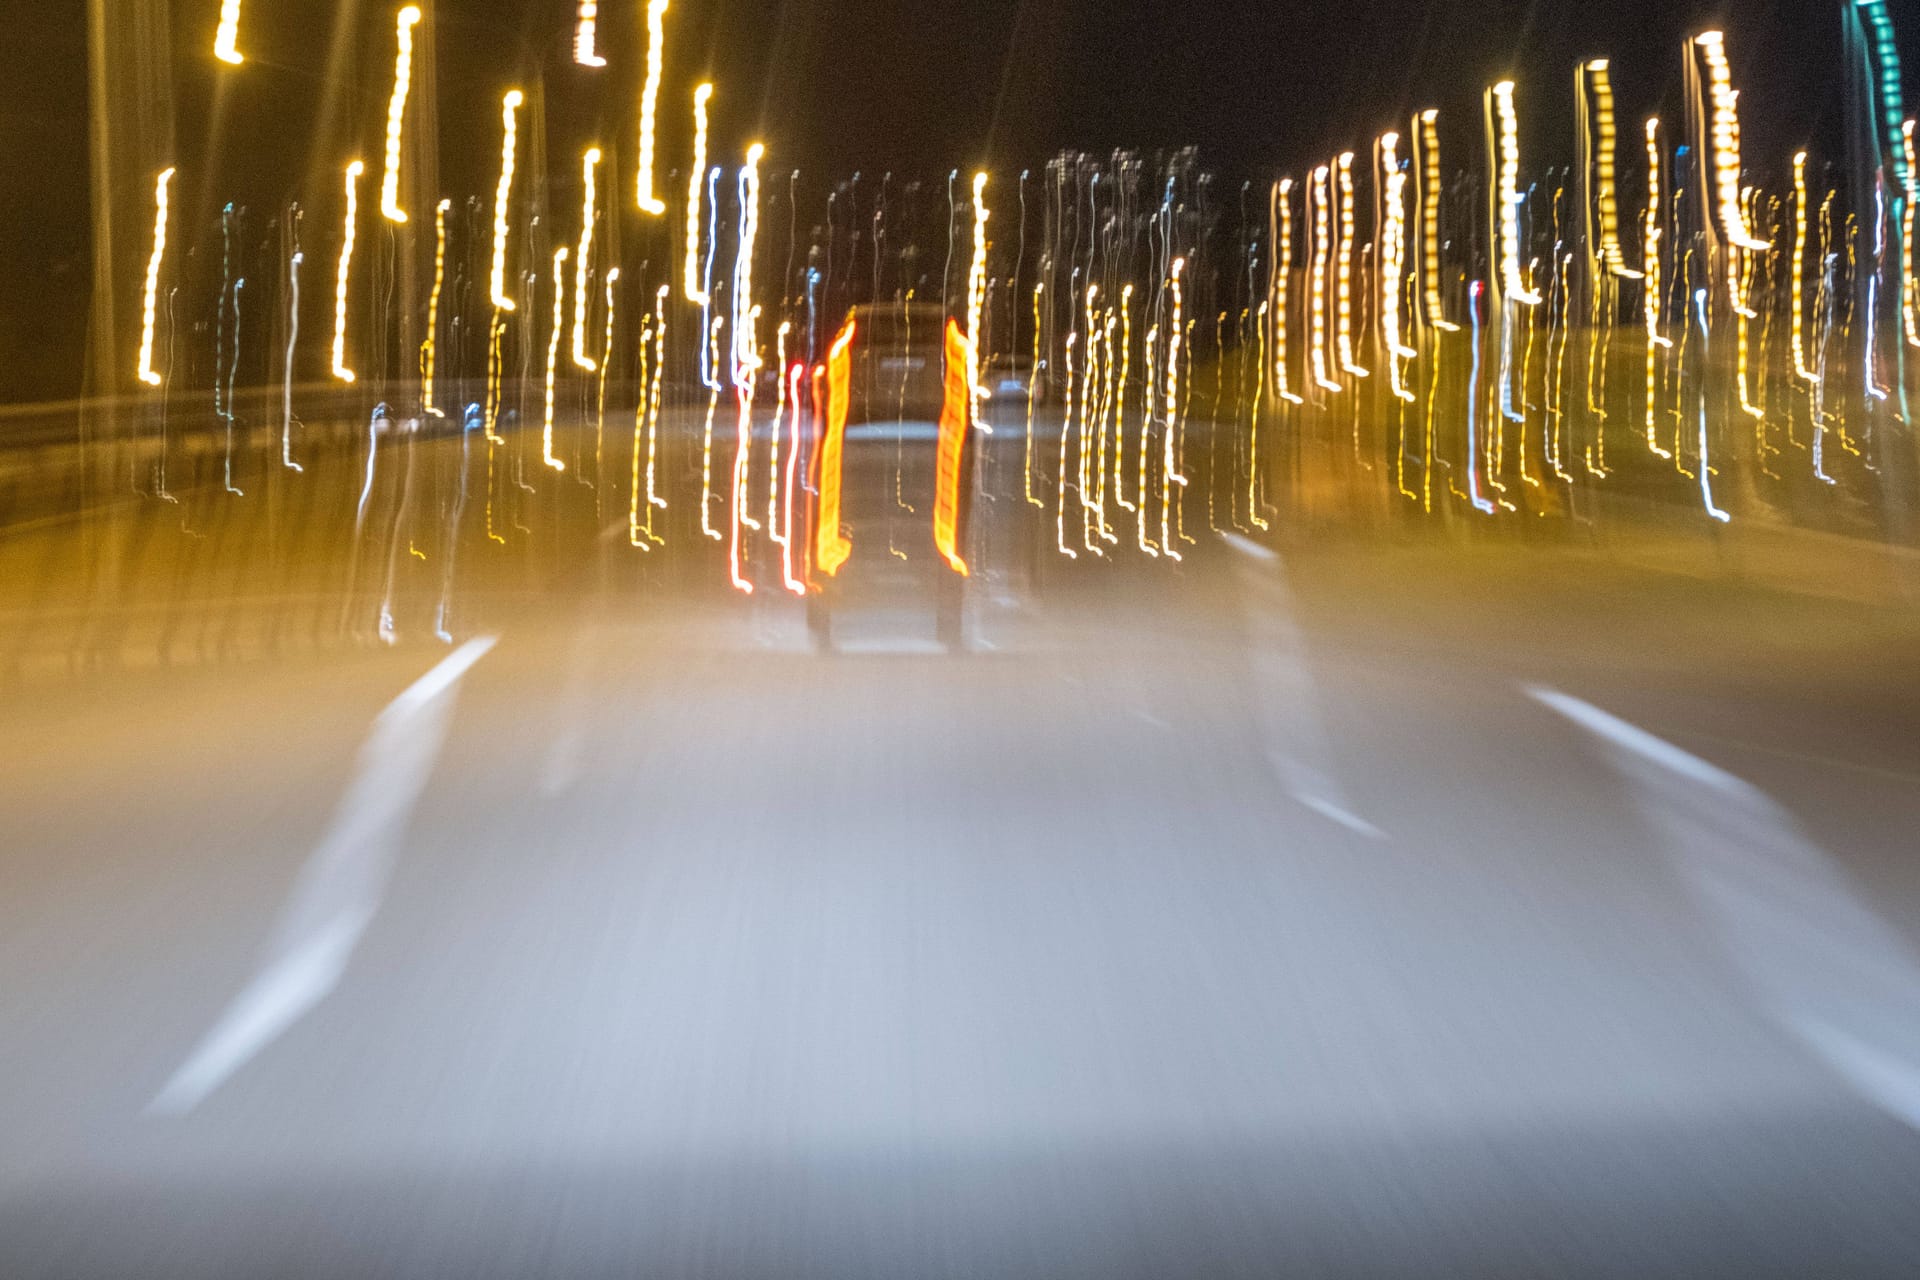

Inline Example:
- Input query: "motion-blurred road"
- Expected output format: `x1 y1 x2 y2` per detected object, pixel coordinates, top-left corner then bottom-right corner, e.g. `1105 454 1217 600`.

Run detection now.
5 416 1920 1277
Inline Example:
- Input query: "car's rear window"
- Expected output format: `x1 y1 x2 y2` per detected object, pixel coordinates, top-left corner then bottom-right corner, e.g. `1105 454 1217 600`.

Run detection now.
853 308 946 352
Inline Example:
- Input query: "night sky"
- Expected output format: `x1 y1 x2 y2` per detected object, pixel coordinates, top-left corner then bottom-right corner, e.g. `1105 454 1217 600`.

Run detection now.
0 0 1907 402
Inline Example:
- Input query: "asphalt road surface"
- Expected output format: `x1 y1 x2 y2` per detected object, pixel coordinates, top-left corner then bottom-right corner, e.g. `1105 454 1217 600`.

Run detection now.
5 418 1920 1277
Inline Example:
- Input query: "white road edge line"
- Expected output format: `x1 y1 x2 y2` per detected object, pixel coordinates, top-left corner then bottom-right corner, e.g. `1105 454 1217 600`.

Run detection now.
1525 685 1746 794
1528 682 1920 1135
148 635 497 1116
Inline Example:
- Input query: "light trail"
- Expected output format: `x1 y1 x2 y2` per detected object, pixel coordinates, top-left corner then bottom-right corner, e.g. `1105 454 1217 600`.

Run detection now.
1058 328 1078 558
933 319 973 575
1792 151 1819 382
1643 118 1670 348
1903 121 1918 350
1584 60 1641 278
814 321 856 577
379 6 422 224
647 286 669 521
781 361 806 593
768 321 791 542
1116 283 1137 512
423 199 450 416
1695 27 1769 430
699 314 724 540
1025 281 1044 507
1378 133 1415 403
1139 322 1160 555
1490 82 1541 306
282 215 303 470
332 159 364 384
1643 123 1672 457
596 266 619 492
1691 287 1731 522
490 90 524 313
575 0 606 67
1272 178 1303 403
1416 110 1458 331
684 84 713 302
629 311 652 549
1335 151 1369 378
965 172 991 429
1078 284 1101 550
1161 257 1187 560
214 0 245 64
635 0 669 214
1464 281 1495 513
573 146 602 370
1248 296 1270 529
1695 32 1769 252
1309 165 1339 392
137 166 174 388
729 143 766 596
544 246 570 471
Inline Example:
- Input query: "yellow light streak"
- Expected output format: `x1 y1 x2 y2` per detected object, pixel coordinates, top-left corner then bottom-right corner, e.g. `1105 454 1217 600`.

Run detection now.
1249 297 1270 529
1025 281 1044 507
1078 284 1102 550
575 0 606 67
1379 133 1416 403
1116 284 1137 511
332 159 364 383
1642 122 1671 458
684 85 714 301
1309 165 1340 391
379 6 422 224
1335 151 1370 377
490 90 524 312
1417 110 1459 331
544 246 570 471
631 286 670 547
573 146 602 370
648 287 669 523
1097 306 1118 540
630 312 654 548
1272 178 1304 403
1791 151 1818 382
636 0 669 214
423 198 450 414
137 166 174 388
1491 81 1541 306
1586 60 1640 279
214 0 244 64
484 317 505 447
1643 119 1669 349
965 172 991 424
1695 32 1769 252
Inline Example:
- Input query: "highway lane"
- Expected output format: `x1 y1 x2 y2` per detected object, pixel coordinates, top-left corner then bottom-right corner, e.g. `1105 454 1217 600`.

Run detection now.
5 517 1920 1275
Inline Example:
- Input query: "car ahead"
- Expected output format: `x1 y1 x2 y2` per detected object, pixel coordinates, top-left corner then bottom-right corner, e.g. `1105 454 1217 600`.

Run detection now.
807 303 977 651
